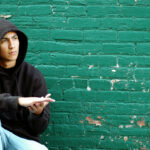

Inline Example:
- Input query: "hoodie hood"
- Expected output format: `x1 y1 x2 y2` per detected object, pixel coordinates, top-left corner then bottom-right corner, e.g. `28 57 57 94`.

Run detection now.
0 19 28 69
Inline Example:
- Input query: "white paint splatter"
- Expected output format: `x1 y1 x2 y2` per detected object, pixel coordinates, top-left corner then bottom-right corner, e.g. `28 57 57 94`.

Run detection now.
87 86 91 91
125 125 133 128
119 125 124 128
71 76 80 78
112 69 116 72
111 79 120 90
0 15 12 18
89 65 94 69
100 136 105 140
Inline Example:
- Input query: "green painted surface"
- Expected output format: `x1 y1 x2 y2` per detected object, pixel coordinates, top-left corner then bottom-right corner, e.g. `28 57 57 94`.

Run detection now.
1 0 150 149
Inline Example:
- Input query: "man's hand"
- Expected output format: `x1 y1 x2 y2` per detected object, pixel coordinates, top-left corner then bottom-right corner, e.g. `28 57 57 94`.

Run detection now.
18 94 55 108
27 94 52 115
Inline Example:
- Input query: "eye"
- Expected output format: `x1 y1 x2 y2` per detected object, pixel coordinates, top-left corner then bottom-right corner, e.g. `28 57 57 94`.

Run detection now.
0 39 7 43
13 35 18 40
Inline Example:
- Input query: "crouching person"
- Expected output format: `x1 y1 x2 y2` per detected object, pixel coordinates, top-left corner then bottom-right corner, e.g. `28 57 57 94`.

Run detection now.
0 19 55 150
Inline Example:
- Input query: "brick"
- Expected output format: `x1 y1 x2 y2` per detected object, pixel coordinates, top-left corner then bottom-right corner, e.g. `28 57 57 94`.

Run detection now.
119 6 150 18
52 5 86 17
119 56 150 68
99 67 133 79
23 29 50 40
82 55 117 66
67 18 100 29
135 68 150 80
89 79 112 90
64 89 97 102
118 31 150 42
86 6 120 17
118 0 135 5
84 30 117 41
17 5 51 16
102 43 135 55
0 0 18 4
37 53 82 65
0 5 17 15
135 18 150 30
101 18 134 30
136 43 150 55
29 41 101 55
18 0 49 5
51 30 83 41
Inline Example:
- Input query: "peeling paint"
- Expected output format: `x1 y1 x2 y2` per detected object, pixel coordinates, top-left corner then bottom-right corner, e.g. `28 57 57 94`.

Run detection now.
0 15 12 19
97 116 102 119
86 116 101 126
137 118 145 127
140 147 148 150
111 79 120 90
124 136 128 142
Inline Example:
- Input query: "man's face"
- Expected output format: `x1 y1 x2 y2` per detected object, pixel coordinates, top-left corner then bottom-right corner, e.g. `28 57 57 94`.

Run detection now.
0 31 19 64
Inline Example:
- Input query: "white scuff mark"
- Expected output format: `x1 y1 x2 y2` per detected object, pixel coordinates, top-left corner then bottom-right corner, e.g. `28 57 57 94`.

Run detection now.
89 65 94 69
0 15 12 19
115 58 119 68
87 86 91 91
71 76 80 78
50 5 55 15
112 69 116 72
128 62 133 67
133 74 137 82
88 52 91 56
100 76 103 79
130 120 134 124
111 79 120 90
131 115 137 119
100 136 105 140
125 125 133 128
116 63 119 68
119 125 124 128
135 0 138 2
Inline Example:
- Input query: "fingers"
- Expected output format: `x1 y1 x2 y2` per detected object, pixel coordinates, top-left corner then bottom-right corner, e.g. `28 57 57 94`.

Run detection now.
45 94 51 98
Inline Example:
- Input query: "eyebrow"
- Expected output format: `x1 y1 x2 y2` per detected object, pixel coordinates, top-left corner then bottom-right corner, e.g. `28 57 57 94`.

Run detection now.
2 34 18 40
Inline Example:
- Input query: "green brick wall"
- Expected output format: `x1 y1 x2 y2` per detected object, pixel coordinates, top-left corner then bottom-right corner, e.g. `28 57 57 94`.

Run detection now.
1 0 150 149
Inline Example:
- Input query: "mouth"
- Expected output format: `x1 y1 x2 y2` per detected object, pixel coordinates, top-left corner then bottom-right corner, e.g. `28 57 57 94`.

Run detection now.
9 51 17 55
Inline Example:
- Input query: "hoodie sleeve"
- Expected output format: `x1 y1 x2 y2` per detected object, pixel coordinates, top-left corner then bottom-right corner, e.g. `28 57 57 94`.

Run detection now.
27 70 50 135
0 93 18 111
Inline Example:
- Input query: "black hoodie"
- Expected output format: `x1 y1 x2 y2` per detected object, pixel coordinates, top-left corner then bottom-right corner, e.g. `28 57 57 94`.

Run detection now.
0 19 50 142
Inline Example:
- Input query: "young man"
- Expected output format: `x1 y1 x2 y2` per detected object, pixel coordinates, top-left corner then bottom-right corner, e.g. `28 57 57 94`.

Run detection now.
0 19 55 150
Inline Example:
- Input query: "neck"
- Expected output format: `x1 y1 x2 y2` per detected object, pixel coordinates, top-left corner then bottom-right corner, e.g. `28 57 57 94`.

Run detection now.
0 61 16 69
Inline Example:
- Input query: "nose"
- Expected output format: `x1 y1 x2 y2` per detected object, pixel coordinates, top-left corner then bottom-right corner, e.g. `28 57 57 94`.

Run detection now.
8 39 15 49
